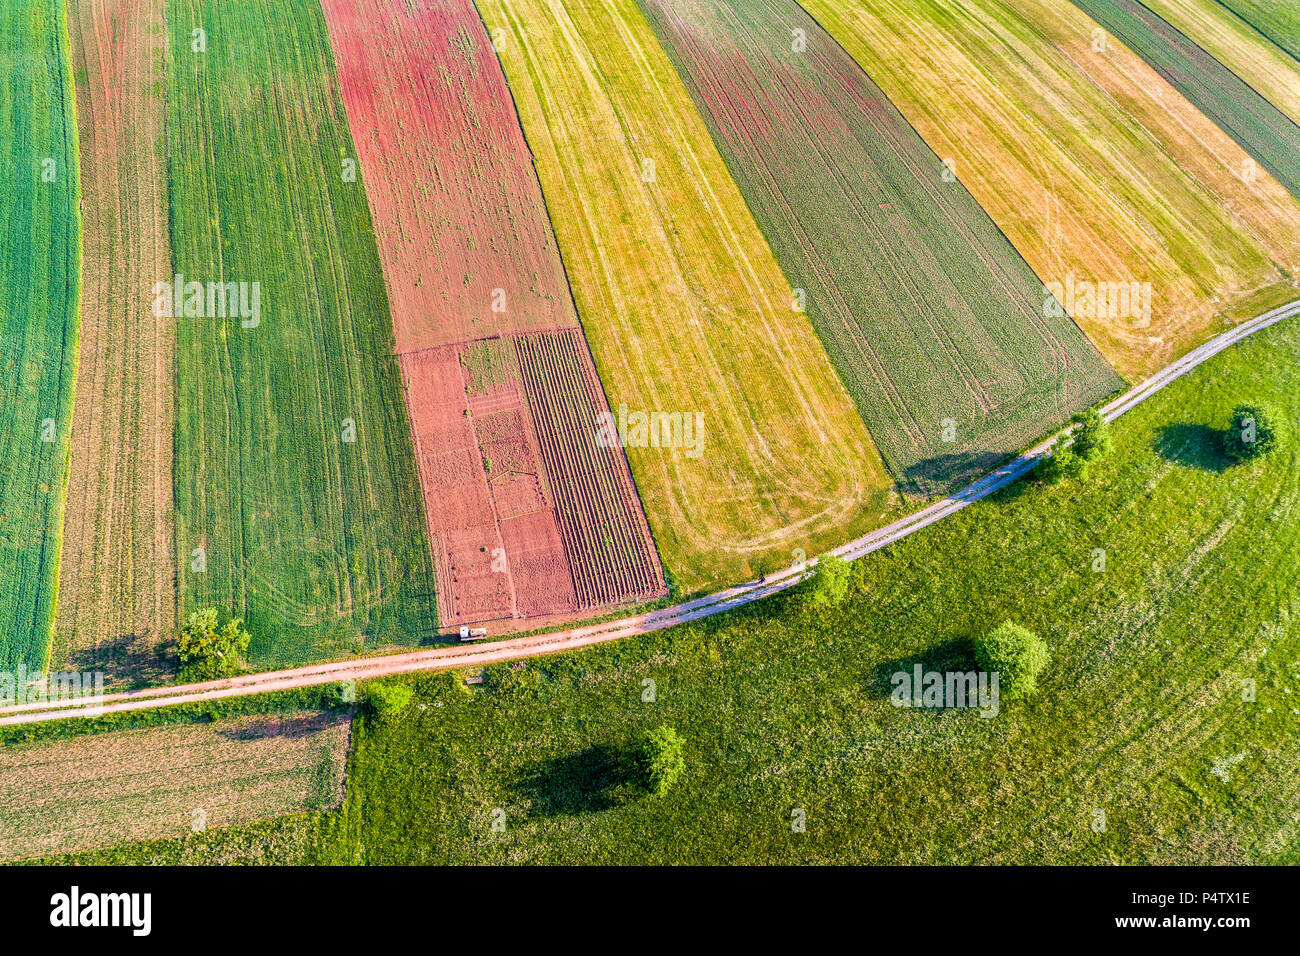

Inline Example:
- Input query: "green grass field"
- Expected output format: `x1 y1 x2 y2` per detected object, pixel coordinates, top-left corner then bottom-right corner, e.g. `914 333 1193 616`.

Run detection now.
168 0 437 666
1071 0 1300 201
0 1 81 673
57 314 1300 864
1220 0 1300 61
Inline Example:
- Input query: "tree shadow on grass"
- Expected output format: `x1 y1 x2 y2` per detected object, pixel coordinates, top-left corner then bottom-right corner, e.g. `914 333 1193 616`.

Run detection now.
511 744 638 817
869 637 979 701
1154 423 1233 473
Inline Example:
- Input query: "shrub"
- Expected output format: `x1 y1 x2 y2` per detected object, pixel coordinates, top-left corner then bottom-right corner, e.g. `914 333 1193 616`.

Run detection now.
801 553 852 608
366 681 413 722
324 680 358 708
974 621 1050 701
178 608 252 681
1223 403 1278 462
1071 408 1112 461
1038 443 1088 485
631 725 686 797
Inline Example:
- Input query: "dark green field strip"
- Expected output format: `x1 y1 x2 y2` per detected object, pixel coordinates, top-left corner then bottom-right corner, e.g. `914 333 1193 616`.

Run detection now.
0 1 81 672
1072 0 1300 200
637 0 1121 497
1218 0 1300 61
167 0 437 666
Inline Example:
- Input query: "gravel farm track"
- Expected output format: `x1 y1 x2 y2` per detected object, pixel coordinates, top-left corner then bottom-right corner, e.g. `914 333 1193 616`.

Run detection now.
4 298 1297 726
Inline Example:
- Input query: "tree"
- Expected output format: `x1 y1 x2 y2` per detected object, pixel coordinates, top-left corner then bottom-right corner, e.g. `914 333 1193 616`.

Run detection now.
974 621 1051 701
178 608 252 681
632 725 686 797
1223 403 1278 462
366 681 414 722
1071 408 1113 461
801 553 852 609
1038 443 1088 485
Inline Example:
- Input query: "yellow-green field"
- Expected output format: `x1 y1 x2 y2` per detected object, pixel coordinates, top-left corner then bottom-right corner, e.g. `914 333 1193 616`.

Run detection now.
1143 0 1300 126
801 0 1300 379
474 0 894 591
1220 0 1300 61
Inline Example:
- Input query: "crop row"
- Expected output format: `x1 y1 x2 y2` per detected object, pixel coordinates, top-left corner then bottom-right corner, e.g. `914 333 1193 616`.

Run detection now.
0 711 348 862
637 0 1121 494
515 330 667 609
1071 0 1300 202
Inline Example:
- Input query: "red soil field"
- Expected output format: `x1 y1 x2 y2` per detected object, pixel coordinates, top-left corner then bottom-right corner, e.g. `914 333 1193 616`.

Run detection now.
321 0 577 351
325 0 665 629
402 346 515 626
402 332 667 629
516 329 666 608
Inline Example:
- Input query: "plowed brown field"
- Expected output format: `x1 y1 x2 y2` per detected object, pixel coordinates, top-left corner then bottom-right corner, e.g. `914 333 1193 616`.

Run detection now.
56 0 175 684
516 329 665 608
0 711 349 862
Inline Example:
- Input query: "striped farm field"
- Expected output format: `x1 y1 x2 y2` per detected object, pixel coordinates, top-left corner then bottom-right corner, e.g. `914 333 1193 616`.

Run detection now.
1220 0 1300 61
167 0 437 666
320 0 579 353
1142 0 1300 125
322 0 665 629
474 0 894 590
57 0 176 686
638 0 1121 495
0 1 81 673
801 0 1300 380
401 334 666 627
0 710 349 862
515 329 665 609
1070 0 1300 202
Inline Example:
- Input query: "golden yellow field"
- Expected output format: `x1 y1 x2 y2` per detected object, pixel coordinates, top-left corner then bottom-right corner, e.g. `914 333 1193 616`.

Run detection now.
802 0 1300 379
473 0 894 590
1142 0 1300 126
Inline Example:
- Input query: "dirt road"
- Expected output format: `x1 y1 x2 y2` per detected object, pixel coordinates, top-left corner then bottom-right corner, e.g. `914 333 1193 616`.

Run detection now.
4 298 1296 726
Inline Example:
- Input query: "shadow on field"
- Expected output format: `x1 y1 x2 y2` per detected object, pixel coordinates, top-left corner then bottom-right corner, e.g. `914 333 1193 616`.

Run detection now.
63 632 176 688
216 713 335 741
898 450 1008 499
869 637 979 701
512 744 636 816
1154 423 1232 473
